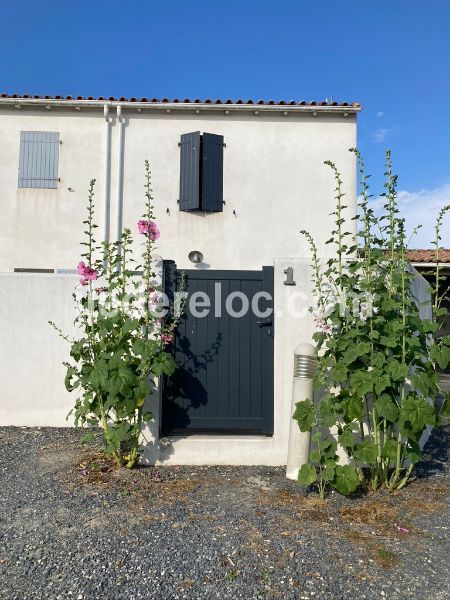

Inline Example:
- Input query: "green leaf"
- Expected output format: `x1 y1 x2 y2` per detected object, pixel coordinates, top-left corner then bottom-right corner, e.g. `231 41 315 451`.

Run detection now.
117 364 137 392
410 371 437 397
80 431 96 444
293 400 315 432
317 395 338 427
405 440 421 464
64 365 76 392
341 395 363 421
422 319 438 334
349 371 373 397
399 395 435 432
121 318 140 336
353 439 378 464
338 428 355 448
374 373 391 395
297 464 317 486
108 351 125 370
320 438 337 460
342 342 371 365
309 448 320 463
374 394 399 422
87 359 109 387
151 352 177 376
332 465 359 495
331 362 348 382
372 352 386 369
322 463 336 482
382 438 398 462
429 343 450 370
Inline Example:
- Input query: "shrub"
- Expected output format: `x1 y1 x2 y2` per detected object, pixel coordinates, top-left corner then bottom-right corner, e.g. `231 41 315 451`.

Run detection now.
295 150 450 496
51 162 182 467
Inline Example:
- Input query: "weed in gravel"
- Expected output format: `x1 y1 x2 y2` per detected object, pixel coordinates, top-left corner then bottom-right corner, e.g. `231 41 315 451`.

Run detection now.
339 499 397 528
402 498 446 514
179 578 194 590
373 548 399 569
225 569 238 582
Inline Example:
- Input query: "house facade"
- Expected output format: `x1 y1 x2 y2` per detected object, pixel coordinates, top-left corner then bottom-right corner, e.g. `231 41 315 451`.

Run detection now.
0 95 360 465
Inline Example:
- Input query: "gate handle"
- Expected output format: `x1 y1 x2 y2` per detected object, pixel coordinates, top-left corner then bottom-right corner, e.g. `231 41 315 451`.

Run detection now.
257 319 272 326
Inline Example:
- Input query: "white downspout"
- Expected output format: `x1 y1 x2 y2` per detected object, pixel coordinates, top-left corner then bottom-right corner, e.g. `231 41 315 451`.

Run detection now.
103 104 111 245
115 104 125 251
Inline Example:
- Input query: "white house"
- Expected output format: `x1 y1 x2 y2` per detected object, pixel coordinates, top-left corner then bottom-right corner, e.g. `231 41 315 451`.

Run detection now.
0 94 360 465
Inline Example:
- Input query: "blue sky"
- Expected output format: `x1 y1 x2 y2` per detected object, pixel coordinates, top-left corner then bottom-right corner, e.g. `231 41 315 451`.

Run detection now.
1 0 449 247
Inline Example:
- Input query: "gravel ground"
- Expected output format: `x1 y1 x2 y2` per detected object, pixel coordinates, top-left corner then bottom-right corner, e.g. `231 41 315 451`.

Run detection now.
0 425 448 600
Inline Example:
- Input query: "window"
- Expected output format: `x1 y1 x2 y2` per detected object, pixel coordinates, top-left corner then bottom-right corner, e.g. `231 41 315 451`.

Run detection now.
18 131 60 189
179 131 224 212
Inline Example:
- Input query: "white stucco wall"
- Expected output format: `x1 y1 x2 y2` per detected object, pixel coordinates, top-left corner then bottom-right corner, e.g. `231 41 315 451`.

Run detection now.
0 273 76 426
0 103 358 464
0 106 357 272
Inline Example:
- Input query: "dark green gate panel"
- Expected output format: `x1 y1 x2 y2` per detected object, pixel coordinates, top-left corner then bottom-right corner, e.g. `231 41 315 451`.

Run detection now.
162 265 274 435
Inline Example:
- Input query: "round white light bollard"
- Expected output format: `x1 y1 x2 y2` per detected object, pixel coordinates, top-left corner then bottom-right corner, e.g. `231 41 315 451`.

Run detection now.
286 343 316 480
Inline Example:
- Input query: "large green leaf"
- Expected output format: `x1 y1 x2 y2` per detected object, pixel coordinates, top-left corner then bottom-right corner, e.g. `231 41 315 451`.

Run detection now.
374 373 391 395
322 463 336 482
349 370 374 397
332 465 359 495
121 317 140 336
151 352 177 376
331 362 348 382
297 464 317 486
87 359 109 387
353 439 378 464
374 394 399 422
341 395 363 421
317 395 338 427
410 371 437 397
293 399 315 432
338 428 355 448
117 364 137 391
399 395 435 432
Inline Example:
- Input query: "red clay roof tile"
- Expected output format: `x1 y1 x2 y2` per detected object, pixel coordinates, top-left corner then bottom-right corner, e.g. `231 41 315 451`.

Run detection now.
406 249 450 263
0 93 360 107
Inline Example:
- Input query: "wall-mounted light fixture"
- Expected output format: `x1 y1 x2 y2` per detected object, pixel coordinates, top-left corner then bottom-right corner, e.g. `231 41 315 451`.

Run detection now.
188 250 203 264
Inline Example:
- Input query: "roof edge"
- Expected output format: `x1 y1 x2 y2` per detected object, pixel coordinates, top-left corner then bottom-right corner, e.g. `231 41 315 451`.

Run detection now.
0 97 361 114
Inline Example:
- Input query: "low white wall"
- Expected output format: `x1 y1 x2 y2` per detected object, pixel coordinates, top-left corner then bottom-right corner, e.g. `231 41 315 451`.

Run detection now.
0 273 77 426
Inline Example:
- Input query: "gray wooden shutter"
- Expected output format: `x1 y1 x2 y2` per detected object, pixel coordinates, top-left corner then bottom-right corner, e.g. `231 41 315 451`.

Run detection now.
201 133 224 212
18 131 60 189
179 131 200 210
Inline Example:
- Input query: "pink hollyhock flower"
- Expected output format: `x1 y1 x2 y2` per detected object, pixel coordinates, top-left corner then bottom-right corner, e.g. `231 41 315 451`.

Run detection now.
161 333 172 346
76 261 98 285
137 219 160 241
137 220 148 234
